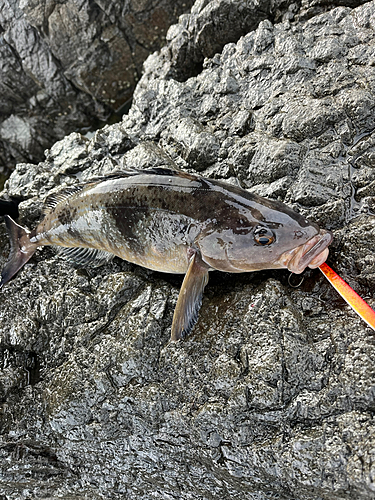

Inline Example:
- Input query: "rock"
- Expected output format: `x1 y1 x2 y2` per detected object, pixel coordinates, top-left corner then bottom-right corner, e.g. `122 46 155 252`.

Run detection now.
1 0 375 498
0 0 195 174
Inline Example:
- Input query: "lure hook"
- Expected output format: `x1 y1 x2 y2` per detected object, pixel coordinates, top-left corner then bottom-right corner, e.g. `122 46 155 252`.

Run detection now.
288 272 304 288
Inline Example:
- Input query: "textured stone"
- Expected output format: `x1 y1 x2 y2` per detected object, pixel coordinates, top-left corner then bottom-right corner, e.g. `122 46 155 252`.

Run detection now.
0 0 195 173
1 0 375 499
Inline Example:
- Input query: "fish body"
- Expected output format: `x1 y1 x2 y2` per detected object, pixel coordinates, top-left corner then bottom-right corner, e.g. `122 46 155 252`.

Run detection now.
0 167 332 340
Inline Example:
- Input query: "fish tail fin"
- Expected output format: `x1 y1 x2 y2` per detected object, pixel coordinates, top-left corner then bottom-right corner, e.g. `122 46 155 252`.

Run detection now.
0 216 36 288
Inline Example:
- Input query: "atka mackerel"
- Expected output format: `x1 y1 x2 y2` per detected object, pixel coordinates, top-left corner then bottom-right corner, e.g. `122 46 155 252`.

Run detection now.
0 168 332 340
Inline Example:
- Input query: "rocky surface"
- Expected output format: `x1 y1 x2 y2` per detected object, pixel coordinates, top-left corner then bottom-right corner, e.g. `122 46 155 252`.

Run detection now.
0 0 195 176
2 0 365 179
1 0 375 498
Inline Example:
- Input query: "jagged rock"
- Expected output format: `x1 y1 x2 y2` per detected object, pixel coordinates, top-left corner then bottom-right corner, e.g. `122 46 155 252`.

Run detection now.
1 0 375 499
0 0 195 174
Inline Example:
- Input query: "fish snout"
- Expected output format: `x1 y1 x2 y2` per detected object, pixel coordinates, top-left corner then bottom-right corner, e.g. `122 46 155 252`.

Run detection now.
281 229 333 274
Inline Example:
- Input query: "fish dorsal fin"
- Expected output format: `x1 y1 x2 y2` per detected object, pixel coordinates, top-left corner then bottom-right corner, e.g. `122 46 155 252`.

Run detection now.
42 171 136 215
87 166 182 183
138 167 182 177
42 167 185 216
42 185 84 216
171 250 209 341
56 246 114 268
84 169 142 183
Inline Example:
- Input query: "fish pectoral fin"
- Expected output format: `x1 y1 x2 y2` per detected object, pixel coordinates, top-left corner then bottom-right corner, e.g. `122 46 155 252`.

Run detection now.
171 251 209 341
56 246 114 268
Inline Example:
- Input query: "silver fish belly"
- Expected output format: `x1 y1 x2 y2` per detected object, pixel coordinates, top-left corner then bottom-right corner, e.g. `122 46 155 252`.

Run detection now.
0 167 333 341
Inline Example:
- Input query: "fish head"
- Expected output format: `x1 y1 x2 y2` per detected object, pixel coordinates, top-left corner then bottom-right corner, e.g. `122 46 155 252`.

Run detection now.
197 195 332 274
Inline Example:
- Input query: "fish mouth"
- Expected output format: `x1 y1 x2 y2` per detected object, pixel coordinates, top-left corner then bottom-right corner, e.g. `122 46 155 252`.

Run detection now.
280 229 333 274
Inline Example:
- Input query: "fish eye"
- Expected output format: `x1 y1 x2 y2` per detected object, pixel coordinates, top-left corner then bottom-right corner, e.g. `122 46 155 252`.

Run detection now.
254 226 275 246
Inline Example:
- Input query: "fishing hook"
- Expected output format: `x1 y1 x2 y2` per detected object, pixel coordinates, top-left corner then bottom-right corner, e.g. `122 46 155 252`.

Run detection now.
288 272 304 288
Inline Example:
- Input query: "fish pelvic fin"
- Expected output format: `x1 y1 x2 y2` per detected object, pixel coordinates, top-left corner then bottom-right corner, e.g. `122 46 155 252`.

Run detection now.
171 250 209 341
0 216 36 289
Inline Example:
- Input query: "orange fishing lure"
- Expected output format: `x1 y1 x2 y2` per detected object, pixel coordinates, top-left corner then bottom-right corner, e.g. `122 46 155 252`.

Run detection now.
319 263 375 332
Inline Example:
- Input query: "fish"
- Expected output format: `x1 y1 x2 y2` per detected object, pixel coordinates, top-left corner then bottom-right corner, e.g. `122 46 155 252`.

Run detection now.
0 167 332 340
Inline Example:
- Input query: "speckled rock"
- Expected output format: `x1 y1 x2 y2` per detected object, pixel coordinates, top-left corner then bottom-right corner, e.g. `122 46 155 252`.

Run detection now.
1 0 365 177
1 0 375 499
0 0 195 175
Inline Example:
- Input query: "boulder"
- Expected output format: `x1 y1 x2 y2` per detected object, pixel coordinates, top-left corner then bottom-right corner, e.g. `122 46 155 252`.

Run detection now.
0 0 195 175
1 0 375 498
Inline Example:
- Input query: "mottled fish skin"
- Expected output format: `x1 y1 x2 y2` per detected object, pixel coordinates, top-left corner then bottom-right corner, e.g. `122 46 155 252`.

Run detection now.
0 167 333 341
32 171 203 273
30 168 320 273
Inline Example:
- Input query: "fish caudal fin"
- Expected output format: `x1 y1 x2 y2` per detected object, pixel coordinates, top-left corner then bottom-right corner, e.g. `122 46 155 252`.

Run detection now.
171 250 209 341
0 216 36 288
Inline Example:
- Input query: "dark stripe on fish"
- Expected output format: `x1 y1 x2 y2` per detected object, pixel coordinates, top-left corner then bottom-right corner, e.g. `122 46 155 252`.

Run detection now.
106 205 149 256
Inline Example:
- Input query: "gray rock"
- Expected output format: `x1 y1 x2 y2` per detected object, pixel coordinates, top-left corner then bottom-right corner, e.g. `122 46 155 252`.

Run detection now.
0 0 195 175
1 0 375 498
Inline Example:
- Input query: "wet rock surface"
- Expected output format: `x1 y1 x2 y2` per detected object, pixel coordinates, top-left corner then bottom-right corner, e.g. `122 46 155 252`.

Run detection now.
0 0 195 175
1 0 375 498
